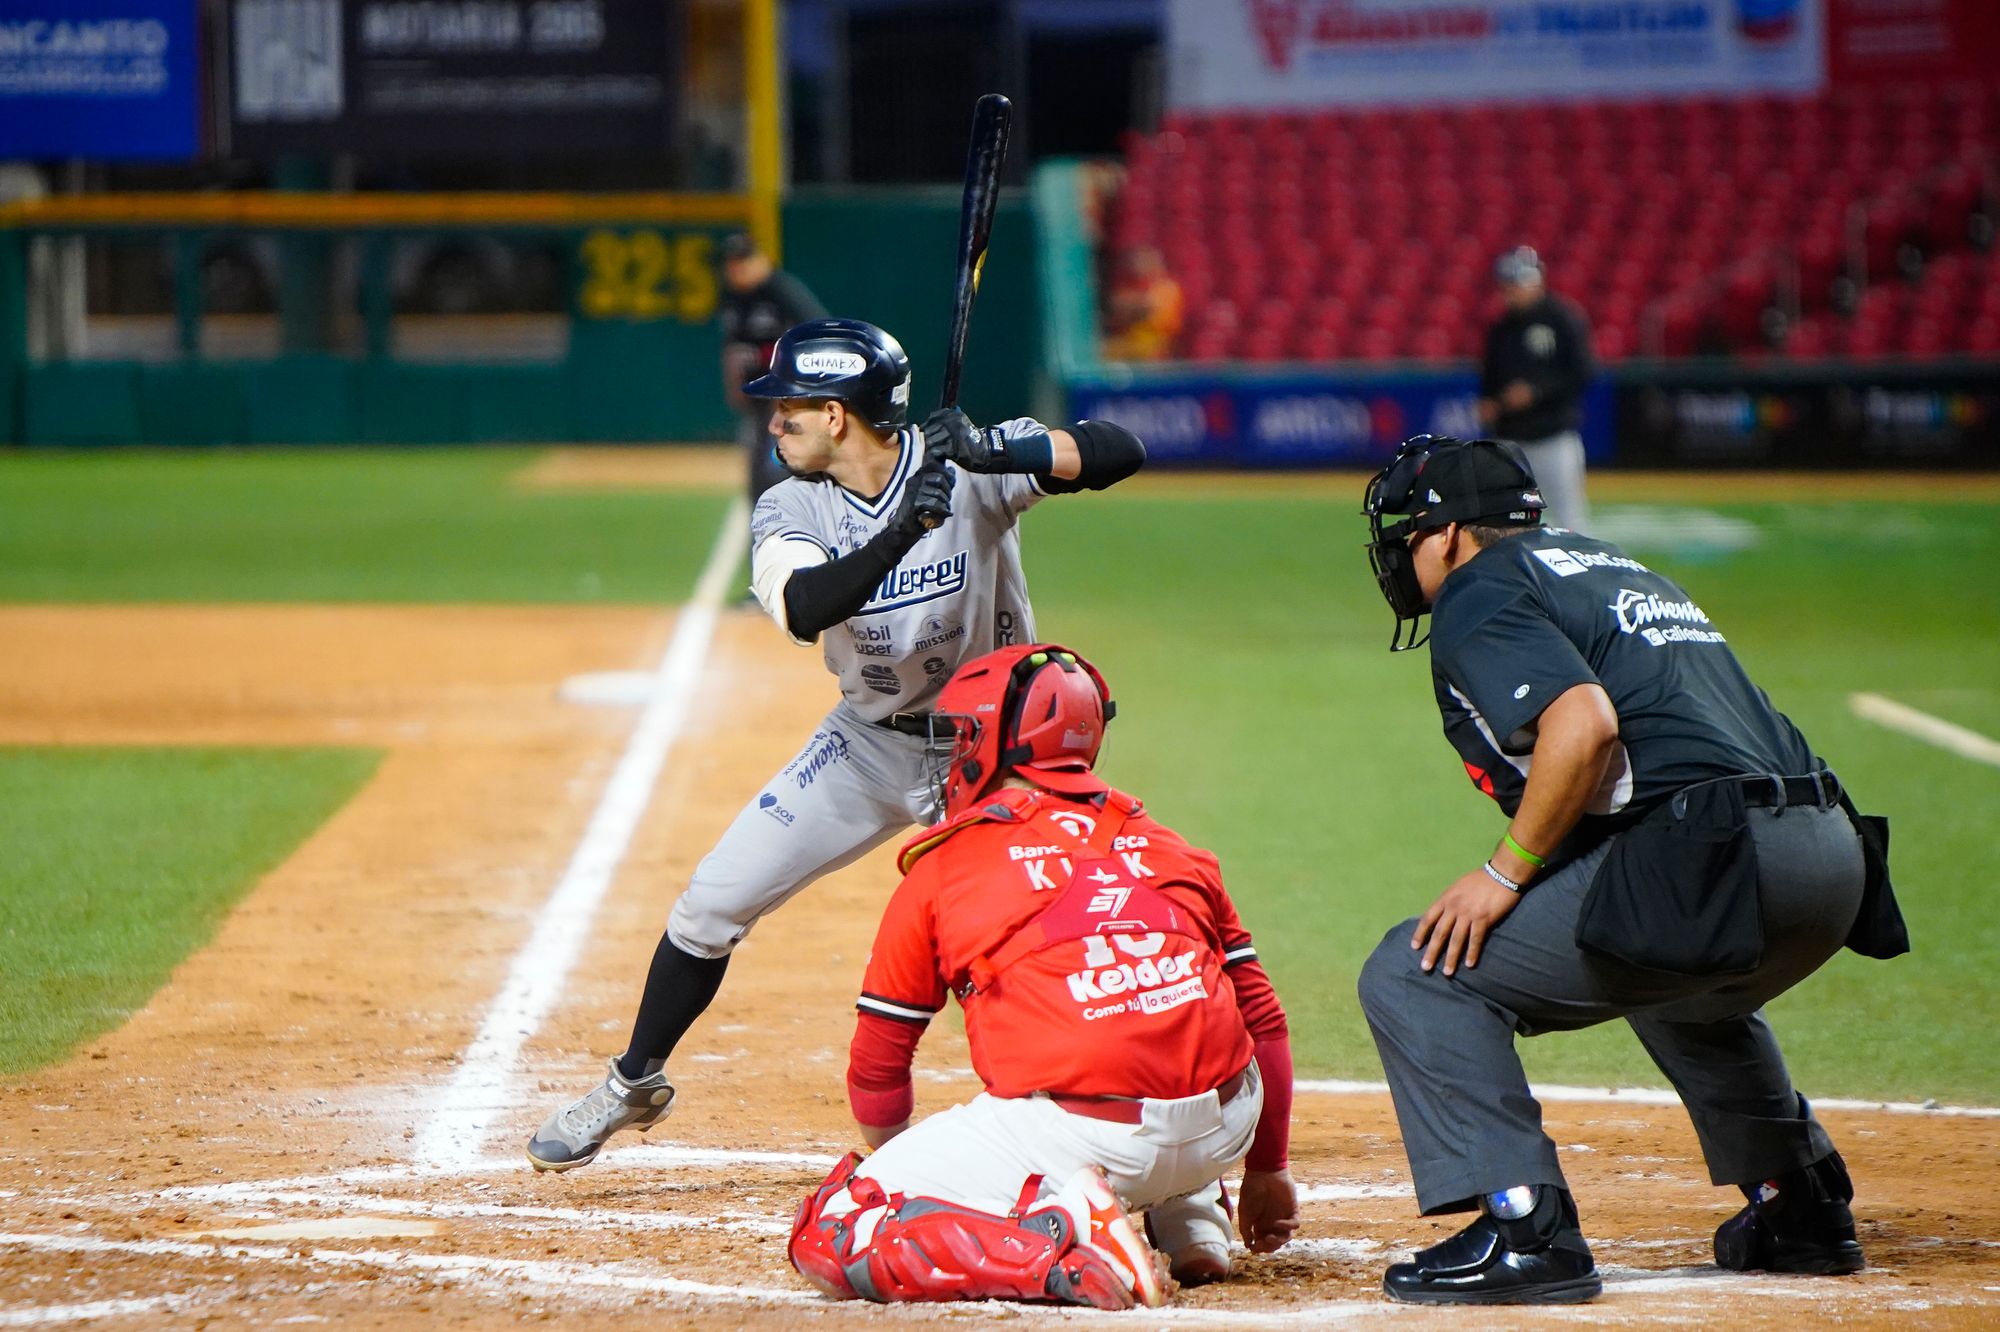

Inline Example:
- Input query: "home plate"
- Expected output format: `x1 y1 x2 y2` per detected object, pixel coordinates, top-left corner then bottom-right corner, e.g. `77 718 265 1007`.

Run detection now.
195 1217 441 1241
559 670 656 707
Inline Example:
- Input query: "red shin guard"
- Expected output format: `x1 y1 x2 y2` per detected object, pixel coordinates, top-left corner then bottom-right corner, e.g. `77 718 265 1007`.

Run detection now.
787 1156 1134 1309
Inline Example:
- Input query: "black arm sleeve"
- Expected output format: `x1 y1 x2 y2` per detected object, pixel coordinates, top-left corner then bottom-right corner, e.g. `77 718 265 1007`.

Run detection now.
1036 419 1147 494
781 525 922 639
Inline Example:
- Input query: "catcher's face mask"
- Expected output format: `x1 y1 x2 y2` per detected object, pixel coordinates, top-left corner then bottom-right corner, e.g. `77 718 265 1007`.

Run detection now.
1362 435 1545 652
924 644 1114 822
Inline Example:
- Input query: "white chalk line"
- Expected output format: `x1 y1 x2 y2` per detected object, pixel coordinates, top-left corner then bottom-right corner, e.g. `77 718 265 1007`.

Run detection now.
0 1231 1389 1327
0 1297 193 1329
135 1143 843 1207
1851 691 2000 769
1295 1079 2000 1118
0 1230 815 1307
1295 1183 1412 1203
2 1228 1976 1329
411 497 750 1171
160 1188 790 1237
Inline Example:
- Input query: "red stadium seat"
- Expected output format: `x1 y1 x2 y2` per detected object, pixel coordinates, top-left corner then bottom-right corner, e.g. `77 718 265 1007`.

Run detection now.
1108 85 1994 363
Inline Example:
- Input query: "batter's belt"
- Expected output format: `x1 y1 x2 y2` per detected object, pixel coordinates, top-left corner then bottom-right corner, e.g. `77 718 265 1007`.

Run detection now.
876 711 935 737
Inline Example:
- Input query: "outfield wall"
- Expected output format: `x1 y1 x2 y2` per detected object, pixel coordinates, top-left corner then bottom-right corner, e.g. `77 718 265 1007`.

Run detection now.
0 189 1040 447
1067 362 2000 470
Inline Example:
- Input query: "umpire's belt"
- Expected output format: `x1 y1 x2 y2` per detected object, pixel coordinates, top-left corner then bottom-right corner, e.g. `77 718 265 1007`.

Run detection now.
1040 1066 1253 1126
877 711 935 737
1674 770 1841 818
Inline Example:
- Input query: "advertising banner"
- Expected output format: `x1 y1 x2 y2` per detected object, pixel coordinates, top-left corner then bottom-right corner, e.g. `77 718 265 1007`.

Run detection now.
0 0 199 160
1166 0 1827 110
1071 369 1616 468
226 0 677 159
1827 0 2000 87
1616 368 2000 468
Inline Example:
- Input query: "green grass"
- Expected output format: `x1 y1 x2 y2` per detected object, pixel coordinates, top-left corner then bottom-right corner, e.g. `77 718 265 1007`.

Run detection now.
0 449 727 602
2 446 1995 1103
0 747 382 1073
1021 493 2000 1104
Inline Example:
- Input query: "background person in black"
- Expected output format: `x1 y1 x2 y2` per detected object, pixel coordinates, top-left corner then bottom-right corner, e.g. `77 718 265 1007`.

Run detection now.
719 233 827 507
1352 435 1907 1306
1478 247 1594 532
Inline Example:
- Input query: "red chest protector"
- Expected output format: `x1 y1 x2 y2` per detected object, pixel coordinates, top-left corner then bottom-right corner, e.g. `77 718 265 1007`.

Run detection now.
909 790 1251 1101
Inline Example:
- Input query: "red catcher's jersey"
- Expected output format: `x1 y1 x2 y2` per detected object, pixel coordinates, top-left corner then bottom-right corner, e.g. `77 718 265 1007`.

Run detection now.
857 788 1258 1100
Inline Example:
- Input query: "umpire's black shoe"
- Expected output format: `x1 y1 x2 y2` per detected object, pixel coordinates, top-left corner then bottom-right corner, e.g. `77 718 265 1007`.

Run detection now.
1715 1149 1866 1275
1383 1185 1601 1305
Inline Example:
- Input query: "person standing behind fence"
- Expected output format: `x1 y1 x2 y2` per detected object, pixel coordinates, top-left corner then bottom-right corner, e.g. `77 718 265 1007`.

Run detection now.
1478 247 1594 532
720 232 827 505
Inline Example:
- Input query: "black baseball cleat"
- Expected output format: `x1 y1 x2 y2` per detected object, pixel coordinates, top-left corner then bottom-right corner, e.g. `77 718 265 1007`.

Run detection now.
1383 1185 1602 1305
1715 1149 1866 1275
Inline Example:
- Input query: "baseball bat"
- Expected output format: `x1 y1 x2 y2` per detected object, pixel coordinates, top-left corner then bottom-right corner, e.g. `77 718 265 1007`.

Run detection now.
938 92 1013 414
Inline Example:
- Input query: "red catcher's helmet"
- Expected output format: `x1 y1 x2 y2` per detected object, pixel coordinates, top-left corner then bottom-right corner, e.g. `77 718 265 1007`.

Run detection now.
926 644 1115 821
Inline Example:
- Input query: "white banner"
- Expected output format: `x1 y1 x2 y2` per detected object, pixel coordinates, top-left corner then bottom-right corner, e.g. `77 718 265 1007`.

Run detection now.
1167 0 1826 110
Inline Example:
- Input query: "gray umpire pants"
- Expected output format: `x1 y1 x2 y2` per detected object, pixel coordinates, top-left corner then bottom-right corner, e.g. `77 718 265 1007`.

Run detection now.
1510 429 1589 534
1357 803 1865 1215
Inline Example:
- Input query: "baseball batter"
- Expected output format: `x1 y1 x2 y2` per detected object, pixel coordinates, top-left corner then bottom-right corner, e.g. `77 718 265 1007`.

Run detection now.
788 645 1298 1310
528 317 1146 1170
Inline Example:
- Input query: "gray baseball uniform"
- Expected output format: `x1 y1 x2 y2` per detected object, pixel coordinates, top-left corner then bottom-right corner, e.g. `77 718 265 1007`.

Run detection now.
666 421 1049 958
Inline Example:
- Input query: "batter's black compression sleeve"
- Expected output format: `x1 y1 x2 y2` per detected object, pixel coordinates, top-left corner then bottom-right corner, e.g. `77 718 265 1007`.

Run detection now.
782 525 923 639
1036 419 1146 494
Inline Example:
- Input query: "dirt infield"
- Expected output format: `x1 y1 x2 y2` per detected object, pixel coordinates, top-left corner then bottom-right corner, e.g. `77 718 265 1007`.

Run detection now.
1 599 1996 1329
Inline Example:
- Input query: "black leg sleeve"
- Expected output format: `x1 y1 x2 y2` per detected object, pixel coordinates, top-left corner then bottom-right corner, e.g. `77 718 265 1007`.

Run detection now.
617 938 731 1078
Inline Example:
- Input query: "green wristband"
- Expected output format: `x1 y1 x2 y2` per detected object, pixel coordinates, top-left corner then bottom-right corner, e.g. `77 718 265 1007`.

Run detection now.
1503 831 1546 869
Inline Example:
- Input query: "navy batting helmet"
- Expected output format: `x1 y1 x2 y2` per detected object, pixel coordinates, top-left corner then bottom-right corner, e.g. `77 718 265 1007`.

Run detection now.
743 318 913 431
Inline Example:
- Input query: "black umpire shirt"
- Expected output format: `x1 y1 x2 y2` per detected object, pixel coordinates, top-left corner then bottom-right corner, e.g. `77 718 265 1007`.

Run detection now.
1428 528 1817 857
719 271 826 386
1480 293 1595 441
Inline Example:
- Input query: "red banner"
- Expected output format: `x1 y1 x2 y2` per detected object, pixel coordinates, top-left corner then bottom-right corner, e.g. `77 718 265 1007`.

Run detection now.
1828 0 2000 85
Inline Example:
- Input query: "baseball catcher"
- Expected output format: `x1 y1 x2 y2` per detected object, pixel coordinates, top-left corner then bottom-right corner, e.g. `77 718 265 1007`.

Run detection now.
788 645 1298 1310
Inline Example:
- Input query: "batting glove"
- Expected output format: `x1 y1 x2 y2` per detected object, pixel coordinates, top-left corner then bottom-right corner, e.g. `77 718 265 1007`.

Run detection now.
893 456 956 536
921 408 1052 475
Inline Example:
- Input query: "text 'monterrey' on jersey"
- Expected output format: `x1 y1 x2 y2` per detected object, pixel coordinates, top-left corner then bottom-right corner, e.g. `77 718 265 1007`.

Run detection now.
749 421 1049 723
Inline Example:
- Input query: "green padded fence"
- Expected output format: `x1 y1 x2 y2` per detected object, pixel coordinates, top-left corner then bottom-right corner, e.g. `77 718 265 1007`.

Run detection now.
0 189 1043 447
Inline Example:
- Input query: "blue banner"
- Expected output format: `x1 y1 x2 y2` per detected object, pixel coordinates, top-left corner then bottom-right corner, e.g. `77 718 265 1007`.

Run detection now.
1071 370 1615 468
0 0 199 161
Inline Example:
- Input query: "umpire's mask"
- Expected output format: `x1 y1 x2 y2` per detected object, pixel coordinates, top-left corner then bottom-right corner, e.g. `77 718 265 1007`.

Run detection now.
1362 435 1545 652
